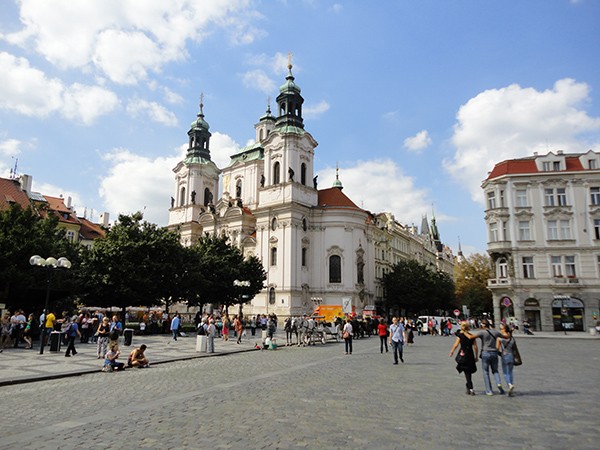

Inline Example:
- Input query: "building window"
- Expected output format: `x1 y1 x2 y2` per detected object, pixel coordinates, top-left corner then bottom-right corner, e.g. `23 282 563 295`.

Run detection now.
273 161 281 184
551 256 562 277
547 220 558 240
180 187 186 206
589 159 597 169
518 221 531 240
522 257 534 279
502 221 509 241
591 187 600 206
489 222 498 242
597 255 600 276
203 188 212 206
300 163 307 185
499 190 505 207
302 218 308 231
544 188 567 207
565 256 576 277
329 255 341 283
543 161 551 171
269 287 276 305
270 247 277 266
498 258 508 278
301 248 307 267
271 217 278 231
235 179 242 198
66 230 75 242
487 191 496 209
515 189 528 207
594 219 600 240
554 161 561 170
559 220 571 239
557 188 567 206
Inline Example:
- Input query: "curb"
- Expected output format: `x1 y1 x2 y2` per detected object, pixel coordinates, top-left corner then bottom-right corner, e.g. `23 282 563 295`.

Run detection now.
0 346 260 387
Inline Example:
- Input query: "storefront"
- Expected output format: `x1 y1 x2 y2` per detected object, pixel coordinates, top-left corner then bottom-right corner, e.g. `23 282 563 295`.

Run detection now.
523 298 541 331
552 296 585 332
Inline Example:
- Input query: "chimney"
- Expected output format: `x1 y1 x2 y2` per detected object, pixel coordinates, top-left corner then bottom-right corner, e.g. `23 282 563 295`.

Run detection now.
99 212 110 227
557 150 563 155
19 174 32 193
67 196 72 210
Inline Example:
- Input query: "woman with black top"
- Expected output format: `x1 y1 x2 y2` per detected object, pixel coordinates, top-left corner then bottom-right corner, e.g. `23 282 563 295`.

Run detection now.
449 321 479 395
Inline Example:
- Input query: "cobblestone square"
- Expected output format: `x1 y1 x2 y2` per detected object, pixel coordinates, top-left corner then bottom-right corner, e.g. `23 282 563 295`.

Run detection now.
0 334 598 449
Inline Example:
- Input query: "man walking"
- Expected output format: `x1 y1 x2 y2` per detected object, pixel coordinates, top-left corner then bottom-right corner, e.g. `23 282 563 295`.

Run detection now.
389 317 406 365
473 319 504 395
64 315 81 356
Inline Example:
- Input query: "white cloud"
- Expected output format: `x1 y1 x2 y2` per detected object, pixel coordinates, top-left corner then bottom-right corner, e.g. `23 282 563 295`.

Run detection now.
33 182 85 216
444 78 600 203
304 100 330 119
4 0 262 85
63 83 119 125
242 69 276 94
0 139 23 157
318 159 431 226
211 132 241 169
163 87 184 105
0 52 118 124
248 52 291 75
403 130 432 152
98 132 240 224
126 99 178 127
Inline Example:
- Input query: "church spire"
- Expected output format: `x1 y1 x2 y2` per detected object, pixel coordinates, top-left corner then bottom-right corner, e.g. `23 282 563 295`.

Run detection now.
186 93 212 161
332 162 343 189
275 53 304 130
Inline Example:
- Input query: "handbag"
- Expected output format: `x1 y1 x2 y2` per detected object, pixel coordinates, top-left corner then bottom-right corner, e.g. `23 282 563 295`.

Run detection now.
455 349 466 364
342 330 350 339
512 338 522 366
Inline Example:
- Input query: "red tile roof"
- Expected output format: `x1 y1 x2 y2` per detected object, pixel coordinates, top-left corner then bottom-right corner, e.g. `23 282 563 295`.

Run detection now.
317 187 362 210
0 177 31 210
78 217 106 240
40 195 80 225
486 154 589 180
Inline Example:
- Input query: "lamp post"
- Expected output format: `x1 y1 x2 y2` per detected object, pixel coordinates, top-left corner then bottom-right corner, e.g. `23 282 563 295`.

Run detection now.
30 255 72 354
233 279 250 319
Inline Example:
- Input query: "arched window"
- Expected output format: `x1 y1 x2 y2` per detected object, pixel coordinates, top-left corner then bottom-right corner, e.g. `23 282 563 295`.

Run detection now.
269 287 276 305
180 187 186 206
236 179 242 198
273 162 281 184
498 258 508 278
329 255 341 283
302 247 307 267
271 247 277 266
203 188 212 206
271 217 278 231
259 129 264 141
301 163 307 185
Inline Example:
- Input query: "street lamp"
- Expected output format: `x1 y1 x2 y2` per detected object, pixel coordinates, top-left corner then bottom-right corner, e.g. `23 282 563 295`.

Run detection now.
29 255 72 354
233 279 250 318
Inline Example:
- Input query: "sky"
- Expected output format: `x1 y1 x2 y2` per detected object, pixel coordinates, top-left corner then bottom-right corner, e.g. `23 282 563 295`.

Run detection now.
1 0 599 256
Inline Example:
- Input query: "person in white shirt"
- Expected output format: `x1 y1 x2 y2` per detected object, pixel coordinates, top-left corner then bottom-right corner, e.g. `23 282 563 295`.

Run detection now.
388 317 406 364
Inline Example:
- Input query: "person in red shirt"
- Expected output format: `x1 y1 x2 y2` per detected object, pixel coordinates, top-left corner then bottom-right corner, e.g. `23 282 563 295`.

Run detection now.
377 318 388 353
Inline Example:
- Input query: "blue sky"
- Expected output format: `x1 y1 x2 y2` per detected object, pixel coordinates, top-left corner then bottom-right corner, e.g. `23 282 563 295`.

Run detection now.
1 0 599 256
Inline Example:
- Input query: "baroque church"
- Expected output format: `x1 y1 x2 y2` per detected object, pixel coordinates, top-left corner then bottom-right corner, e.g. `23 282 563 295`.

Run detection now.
168 63 455 318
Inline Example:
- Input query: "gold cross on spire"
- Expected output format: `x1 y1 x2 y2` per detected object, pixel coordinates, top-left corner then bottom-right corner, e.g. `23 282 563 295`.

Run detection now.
287 51 293 70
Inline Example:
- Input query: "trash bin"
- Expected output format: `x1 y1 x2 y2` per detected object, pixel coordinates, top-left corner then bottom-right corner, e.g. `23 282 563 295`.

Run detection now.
123 328 134 346
196 335 207 352
49 331 62 352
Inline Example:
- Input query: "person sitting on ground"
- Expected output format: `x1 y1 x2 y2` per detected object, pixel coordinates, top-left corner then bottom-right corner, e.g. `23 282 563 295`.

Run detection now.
103 343 125 372
127 344 149 368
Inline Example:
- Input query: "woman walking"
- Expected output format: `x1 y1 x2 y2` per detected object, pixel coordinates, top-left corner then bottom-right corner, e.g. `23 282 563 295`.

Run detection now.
96 317 110 359
449 321 479 395
23 313 34 349
343 318 353 355
496 323 516 396
377 318 388 353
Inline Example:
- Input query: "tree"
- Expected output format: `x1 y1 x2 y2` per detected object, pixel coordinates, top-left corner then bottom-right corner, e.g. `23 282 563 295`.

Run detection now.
454 253 493 317
0 203 77 311
76 213 185 320
383 259 455 316
186 235 266 315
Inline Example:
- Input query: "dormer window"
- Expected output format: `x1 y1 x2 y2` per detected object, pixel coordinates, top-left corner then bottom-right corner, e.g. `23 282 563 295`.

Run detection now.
589 159 598 170
542 161 561 171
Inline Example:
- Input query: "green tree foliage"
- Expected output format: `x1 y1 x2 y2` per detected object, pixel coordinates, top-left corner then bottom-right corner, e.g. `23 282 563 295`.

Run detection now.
454 253 493 317
76 213 185 318
0 203 77 311
186 235 266 314
382 259 455 316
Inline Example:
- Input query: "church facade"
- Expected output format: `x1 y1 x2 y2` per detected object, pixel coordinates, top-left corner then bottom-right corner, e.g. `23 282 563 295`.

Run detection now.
168 65 454 318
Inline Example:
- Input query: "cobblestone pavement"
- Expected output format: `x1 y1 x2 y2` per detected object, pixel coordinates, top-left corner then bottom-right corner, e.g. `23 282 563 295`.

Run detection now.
0 334 598 449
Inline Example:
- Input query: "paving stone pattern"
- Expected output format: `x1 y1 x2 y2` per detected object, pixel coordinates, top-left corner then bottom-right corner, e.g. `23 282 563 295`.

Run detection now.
0 334 598 449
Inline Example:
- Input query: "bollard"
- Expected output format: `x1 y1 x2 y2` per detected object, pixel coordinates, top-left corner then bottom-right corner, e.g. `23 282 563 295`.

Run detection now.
196 334 207 352
123 328 133 346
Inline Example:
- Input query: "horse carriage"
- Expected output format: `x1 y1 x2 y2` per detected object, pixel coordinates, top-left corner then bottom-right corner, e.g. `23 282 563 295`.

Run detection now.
284 316 341 346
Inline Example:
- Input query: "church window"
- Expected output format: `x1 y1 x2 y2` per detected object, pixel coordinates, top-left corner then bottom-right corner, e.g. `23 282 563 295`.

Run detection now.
329 255 341 283
271 247 278 266
259 129 264 141
302 248 307 267
180 187 186 206
203 188 212 206
302 218 307 231
269 287 276 305
236 180 242 198
271 217 278 231
301 163 307 185
273 162 281 184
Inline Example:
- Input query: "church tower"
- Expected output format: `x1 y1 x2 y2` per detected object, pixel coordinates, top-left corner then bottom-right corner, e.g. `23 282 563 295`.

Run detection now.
168 96 220 245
